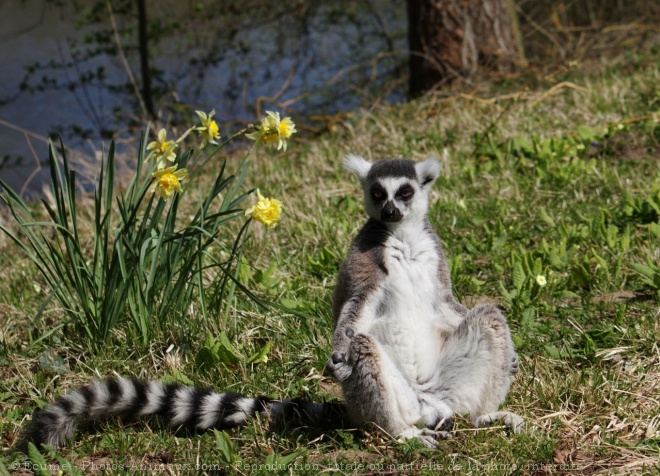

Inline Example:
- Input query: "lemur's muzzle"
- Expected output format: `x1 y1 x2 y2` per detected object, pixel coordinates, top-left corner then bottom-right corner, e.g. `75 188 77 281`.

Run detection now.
381 200 402 222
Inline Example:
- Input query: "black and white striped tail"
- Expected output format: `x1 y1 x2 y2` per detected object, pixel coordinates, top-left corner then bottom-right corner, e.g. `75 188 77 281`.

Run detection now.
19 377 327 451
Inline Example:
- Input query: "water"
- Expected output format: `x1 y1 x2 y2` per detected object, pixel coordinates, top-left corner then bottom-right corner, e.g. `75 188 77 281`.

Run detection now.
0 0 407 196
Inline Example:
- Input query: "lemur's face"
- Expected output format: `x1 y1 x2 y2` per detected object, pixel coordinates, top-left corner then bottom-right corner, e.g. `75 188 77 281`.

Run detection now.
344 155 441 226
365 176 419 223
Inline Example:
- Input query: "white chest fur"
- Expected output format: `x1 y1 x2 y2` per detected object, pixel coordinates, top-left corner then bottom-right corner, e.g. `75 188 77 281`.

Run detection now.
367 226 452 383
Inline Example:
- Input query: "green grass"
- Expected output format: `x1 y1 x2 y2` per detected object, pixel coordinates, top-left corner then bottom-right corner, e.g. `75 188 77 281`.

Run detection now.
1 48 660 474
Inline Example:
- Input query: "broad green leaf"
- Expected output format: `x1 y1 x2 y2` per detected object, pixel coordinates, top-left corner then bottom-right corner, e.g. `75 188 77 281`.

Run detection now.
544 345 561 359
163 369 194 386
538 207 556 227
548 251 563 268
216 332 242 365
520 307 535 328
38 350 68 375
512 262 525 292
54 453 83 476
27 443 51 476
237 256 251 285
195 346 218 371
247 341 271 365
631 263 657 279
215 430 240 465
265 448 307 467
499 281 512 302
280 298 299 310
576 125 597 140
0 459 10 476
533 258 543 277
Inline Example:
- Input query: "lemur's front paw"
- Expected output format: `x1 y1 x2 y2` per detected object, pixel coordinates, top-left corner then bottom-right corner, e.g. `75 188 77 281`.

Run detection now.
325 352 353 382
331 351 346 364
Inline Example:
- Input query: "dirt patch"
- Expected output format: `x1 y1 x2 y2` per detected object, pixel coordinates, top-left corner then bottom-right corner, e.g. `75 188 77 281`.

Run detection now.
318 379 344 399
592 290 636 304
75 454 116 474
307 448 382 467
463 295 501 308
125 452 176 474
592 131 659 162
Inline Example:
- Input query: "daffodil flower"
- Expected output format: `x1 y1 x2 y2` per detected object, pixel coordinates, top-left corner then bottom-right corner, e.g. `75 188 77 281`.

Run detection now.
151 165 188 200
146 129 177 167
195 109 221 148
245 189 283 228
246 111 296 151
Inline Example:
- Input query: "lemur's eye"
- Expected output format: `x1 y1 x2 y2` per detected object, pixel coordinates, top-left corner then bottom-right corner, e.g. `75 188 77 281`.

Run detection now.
397 186 414 200
371 188 385 200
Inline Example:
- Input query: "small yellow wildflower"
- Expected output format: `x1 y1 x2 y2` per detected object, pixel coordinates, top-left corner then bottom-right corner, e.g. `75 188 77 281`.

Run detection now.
246 111 296 151
195 109 221 148
245 189 283 228
146 128 177 166
536 275 547 287
151 165 188 200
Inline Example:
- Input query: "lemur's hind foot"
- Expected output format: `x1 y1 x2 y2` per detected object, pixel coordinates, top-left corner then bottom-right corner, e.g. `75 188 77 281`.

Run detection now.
475 411 524 434
397 427 452 448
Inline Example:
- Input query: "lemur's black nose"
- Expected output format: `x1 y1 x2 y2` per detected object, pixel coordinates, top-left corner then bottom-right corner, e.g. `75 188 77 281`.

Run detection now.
381 201 402 222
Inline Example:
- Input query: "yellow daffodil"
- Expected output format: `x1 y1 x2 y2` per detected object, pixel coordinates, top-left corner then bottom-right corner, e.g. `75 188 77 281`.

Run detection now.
151 165 188 200
245 189 283 228
536 275 547 287
146 128 177 166
246 111 296 151
195 109 221 148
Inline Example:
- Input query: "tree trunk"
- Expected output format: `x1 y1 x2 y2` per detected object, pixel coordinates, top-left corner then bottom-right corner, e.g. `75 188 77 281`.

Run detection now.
137 0 156 119
407 0 521 97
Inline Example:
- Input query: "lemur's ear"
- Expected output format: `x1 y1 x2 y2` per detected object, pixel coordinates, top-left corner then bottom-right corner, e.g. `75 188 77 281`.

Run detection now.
344 154 372 181
415 157 441 189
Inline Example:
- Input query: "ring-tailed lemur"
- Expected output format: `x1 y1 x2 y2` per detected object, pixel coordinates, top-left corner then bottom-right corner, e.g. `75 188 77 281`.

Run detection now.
325 155 522 447
17 155 521 452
